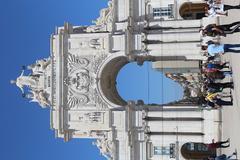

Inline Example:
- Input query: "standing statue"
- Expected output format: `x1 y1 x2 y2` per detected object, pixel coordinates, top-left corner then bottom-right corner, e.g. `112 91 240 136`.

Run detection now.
25 90 50 108
86 1 113 32
94 1 113 26
27 58 50 75
10 70 39 93
95 137 114 160
12 58 52 108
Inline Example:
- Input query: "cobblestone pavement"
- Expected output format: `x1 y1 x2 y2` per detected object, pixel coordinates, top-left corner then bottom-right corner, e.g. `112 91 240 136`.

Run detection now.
217 0 240 157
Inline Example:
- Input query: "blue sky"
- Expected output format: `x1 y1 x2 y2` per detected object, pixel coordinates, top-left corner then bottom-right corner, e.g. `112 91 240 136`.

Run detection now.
117 62 183 104
0 0 182 160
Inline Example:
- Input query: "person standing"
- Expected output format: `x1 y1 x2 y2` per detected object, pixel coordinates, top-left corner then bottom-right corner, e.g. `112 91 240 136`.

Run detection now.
202 42 240 57
207 82 234 91
201 22 240 37
206 62 229 70
205 71 230 80
215 98 233 106
206 139 230 149
206 4 240 17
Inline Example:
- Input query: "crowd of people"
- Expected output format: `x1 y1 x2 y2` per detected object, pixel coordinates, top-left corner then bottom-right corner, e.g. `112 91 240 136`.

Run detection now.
198 0 240 110
162 1 239 159
200 57 234 109
185 1 239 159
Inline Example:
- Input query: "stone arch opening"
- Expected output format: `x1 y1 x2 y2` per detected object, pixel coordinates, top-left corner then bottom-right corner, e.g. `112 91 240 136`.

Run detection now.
99 56 129 106
98 54 202 108
179 2 207 20
116 62 184 105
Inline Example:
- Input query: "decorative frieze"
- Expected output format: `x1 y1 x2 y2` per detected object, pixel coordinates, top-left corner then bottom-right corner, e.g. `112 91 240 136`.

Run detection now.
67 54 90 73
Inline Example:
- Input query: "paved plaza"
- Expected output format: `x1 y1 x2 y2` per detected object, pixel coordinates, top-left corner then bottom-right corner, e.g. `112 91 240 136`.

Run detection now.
217 0 240 157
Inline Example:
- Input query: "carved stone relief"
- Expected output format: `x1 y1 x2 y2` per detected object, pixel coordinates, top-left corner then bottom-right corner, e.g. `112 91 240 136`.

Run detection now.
91 54 108 73
67 91 89 107
69 38 104 51
69 112 104 124
95 137 114 159
65 69 91 93
67 53 89 72
65 53 108 109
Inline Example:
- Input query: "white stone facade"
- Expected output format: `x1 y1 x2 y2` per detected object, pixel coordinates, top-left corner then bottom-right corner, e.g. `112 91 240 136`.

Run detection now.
12 0 222 160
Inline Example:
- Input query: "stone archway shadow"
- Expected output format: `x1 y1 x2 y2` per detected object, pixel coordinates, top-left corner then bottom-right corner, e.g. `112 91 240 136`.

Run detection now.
97 54 129 108
96 54 198 108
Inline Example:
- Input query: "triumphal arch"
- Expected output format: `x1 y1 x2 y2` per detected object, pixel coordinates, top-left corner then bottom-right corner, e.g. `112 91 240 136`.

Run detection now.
12 0 221 159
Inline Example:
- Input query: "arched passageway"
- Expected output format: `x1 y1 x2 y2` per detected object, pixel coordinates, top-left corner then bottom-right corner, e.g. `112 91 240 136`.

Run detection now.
181 142 216 159
116 62 183 105
99 56 129 106
98 55 202 107
179 2 207 20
